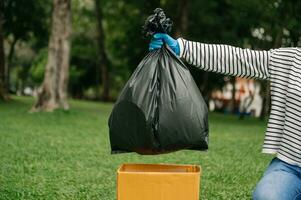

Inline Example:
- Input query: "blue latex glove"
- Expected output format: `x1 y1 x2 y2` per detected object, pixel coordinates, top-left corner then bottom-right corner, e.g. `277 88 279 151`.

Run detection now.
149 33 180 56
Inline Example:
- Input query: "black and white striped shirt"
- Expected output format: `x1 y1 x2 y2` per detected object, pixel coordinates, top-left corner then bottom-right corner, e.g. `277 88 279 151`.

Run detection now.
178 38 301 167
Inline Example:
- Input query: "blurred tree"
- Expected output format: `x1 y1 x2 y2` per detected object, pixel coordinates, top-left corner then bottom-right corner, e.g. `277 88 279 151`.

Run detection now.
0 11 7 100
94 0 110 101
31 0 71 112
2 0 50 93
67 0 98 98
174 0 189 38
29 49 48 85
254 0 301 119
1 0 299 110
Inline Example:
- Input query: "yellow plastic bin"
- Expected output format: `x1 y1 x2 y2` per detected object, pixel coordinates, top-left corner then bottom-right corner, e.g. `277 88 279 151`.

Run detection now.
117 163 201 200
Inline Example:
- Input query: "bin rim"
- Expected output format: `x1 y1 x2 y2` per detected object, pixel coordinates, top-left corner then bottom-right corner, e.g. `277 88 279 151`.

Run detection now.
117 163 201 174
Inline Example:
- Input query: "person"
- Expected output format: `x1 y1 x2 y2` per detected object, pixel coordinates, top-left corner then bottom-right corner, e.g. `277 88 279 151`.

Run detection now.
149 33 301 200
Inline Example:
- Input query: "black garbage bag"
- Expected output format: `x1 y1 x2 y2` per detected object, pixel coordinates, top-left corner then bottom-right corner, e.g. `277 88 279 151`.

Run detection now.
108 8 209 155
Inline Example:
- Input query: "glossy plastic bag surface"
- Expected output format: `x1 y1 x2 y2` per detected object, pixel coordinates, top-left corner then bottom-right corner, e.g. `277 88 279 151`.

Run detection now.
108 46 209 154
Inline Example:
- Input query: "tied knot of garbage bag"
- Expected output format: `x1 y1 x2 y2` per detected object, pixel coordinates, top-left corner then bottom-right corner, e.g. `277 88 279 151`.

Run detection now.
142 8 173 38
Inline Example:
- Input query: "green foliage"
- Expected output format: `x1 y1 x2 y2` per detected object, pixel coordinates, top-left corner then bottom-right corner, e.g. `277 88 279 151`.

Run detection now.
9 65 23 92
29 49 48 85
3 0 301 100
0 96 273 199
69 34 98 97
3 0 51 47
69 65 85 90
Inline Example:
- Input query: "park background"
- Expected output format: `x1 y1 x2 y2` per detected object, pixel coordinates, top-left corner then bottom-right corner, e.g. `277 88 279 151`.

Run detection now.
0 0 300 199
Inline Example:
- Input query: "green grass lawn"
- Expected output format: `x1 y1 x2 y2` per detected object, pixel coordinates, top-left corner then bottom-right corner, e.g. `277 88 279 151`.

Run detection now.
0 96 274 200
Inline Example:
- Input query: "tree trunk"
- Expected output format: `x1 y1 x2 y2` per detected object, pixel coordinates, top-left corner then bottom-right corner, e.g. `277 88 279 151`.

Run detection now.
260 81 270 120
174 0 189 38
5 37 18 92
94 0 110 101
31 0 71 112
200 72 210 103
228 77 236 113
0 13 7 101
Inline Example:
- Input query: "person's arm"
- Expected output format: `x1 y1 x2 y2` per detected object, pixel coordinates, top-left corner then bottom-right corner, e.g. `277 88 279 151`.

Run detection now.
177 38 271 80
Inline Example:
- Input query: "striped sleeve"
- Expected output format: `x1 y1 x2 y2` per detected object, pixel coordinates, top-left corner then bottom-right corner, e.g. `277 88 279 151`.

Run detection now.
177 38 271 80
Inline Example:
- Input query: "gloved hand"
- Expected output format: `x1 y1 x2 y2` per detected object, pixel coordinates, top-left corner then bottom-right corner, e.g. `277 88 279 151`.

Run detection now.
149 33 180 56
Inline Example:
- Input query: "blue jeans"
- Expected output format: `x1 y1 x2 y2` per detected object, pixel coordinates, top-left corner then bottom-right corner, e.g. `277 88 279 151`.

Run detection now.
253 158 301 200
